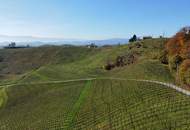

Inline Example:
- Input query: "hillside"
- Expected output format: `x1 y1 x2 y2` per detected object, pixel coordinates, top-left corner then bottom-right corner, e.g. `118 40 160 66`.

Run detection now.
0 38 173 83
1 79 190 130
0 45 98 83
2 38 190 130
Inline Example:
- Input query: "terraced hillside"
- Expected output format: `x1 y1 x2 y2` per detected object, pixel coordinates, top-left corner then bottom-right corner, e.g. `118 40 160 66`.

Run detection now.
1 79 190 130
1 38 190 130
0 81 86 130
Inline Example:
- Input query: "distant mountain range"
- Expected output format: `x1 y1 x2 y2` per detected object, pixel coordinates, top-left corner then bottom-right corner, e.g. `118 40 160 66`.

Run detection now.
0 35 128 47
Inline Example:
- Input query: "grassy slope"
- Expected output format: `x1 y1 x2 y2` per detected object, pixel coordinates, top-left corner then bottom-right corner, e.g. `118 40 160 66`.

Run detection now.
9 38 173 84
1 79 190 129
0 46 97 83
107 59 174 82
73 79 190 130
0 88 7 108
66 81 92 129
0 81 86 130
107 38 173 82
0 38 181 130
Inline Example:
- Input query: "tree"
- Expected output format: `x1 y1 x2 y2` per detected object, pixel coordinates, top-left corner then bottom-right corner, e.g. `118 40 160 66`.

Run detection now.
9 42 16 48
129 35 137 42
179 26 190 34
166 26 190 86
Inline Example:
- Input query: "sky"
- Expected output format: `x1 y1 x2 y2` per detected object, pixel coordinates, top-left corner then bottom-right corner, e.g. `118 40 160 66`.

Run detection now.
0 0 189 40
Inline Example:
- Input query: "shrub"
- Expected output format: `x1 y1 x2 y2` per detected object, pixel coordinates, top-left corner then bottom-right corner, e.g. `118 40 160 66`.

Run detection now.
115 56 126 67
104 62 115 70
168 55 183 71
159 50 168 64
135 42 142 48
179 59 190 85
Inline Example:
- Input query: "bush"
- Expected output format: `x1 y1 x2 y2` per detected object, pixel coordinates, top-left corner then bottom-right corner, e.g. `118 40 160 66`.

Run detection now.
115 56 126 67
104 62 115 70
168 55 183 71
135 42 142 48
179 59 190 85
159 50 168 64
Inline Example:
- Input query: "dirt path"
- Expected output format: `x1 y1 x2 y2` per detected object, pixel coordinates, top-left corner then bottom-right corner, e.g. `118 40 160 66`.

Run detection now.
102 77 190 96
136 79 190 96
1 77 190 96
0 78 96 88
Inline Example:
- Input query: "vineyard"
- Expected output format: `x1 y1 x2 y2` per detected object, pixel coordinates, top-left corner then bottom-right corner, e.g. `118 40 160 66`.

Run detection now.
0 1 189 128
1 79 190 130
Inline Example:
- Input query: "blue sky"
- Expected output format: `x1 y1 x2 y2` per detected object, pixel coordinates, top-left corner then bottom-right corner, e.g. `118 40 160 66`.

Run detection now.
0 0 189 39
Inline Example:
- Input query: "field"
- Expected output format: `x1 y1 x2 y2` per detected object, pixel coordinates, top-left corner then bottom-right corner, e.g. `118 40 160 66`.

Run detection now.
0 81 86 130
0 38 190 130
1 79 190 130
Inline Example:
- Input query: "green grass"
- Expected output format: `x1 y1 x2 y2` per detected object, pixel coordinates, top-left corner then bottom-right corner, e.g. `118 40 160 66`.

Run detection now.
106 59 174 82
1 79 190 130
12 38 173 84
72 79 190 130
0 46 98 81
0 88 7 108
0 38 185 130
66 81 92 130
0 81 86 130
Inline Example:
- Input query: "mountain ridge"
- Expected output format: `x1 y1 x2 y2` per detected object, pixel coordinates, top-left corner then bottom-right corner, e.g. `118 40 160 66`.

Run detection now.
0 35 128 46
